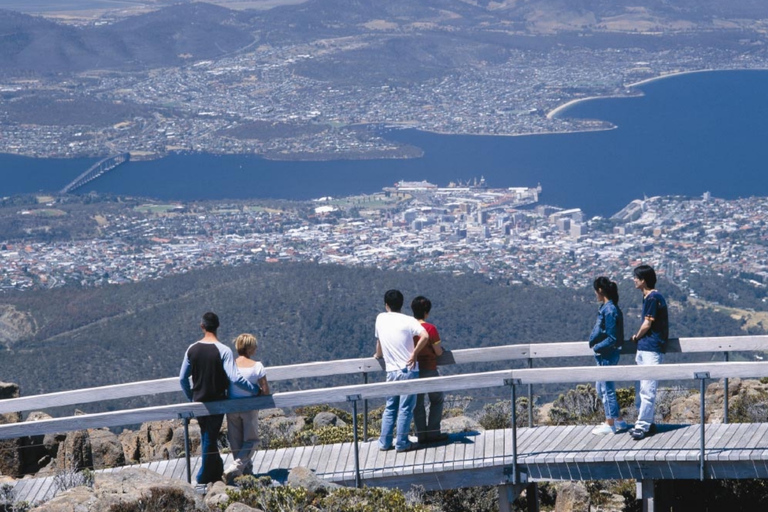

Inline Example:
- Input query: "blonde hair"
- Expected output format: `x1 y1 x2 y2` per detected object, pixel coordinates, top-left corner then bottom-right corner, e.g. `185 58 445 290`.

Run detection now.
234 333 258 356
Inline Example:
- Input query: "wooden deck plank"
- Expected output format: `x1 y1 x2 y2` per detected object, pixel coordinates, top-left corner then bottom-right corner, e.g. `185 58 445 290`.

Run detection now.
330 443 352 478
735 423 768 461
36 477 59 503
638 424 679 463
709 424 747 463
481 429 497 466
255 448 277 475
306 444 327 473
412 442 427 473
543 425 578 454
722 424 758 462
288 445 306 472
362 441 380 473
550 426 581 465
171 456 189 481
23 476 48 505
249 448 268 475
448 437 465 471
669 425 701 463
519 425 556 462
320 443 343 477
297 444 315 471
402 444 419 473
471 430 486 468
746 424 768 462
442 439 457 471
653 426 691 465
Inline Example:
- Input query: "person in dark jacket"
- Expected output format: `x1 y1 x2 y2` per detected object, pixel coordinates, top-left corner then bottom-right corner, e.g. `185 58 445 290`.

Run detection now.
179 312 260 485
589 277 628 435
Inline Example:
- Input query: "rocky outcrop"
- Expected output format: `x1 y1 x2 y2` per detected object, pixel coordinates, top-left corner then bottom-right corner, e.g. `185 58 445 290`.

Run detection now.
0 382 23 477
88 428 125 469
440 415 482 434
31 468 206 512
667 378 768 424
554 481 590 512
119 419 199 464
287 466 341 493
225 503 264 512
55 429 93 473
313 412 347 429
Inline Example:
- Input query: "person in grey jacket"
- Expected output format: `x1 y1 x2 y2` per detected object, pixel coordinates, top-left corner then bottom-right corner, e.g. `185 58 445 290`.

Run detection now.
589 277 628 435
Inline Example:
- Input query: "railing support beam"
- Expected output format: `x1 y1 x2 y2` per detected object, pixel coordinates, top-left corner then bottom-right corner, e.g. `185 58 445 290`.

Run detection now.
695 371 711 481
178 412 194 484
347 394 362 488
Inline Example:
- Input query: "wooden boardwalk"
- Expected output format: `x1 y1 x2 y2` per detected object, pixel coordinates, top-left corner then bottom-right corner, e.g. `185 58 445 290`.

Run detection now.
12 423 768 505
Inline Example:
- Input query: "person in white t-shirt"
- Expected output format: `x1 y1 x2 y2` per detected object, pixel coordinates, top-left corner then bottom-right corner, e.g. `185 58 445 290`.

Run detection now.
224 333 270 482
375 289 429 452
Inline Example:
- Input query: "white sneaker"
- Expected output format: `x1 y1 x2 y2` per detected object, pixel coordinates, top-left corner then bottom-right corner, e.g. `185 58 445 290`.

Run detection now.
614 420 629 432
591 423 616 435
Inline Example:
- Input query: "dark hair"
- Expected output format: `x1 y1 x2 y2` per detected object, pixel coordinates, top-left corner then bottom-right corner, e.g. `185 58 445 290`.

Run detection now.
384 289 404 312
593 276 619 304
633 264 657 289
201 312 220 333
411 296 432 320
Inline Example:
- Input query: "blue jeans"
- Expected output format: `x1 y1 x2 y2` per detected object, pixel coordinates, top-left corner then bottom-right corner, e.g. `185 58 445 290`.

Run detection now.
635 350 663 432
595 349 621 420
414 369 445 440
197 414 224 484
379 368 418 450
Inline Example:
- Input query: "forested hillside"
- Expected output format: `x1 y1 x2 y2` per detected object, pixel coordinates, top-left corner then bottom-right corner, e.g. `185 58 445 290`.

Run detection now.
0 261 750 406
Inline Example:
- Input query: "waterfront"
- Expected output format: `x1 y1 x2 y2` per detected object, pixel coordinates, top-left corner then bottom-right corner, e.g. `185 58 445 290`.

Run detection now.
3 70 768 217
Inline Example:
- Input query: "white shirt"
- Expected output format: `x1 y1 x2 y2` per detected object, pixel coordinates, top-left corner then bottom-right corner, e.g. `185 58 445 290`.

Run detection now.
375 312 427 372
229 361 266 398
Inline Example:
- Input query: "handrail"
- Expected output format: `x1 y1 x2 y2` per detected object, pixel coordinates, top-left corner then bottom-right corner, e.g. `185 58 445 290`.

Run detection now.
4 361 768 441
2 335 766 415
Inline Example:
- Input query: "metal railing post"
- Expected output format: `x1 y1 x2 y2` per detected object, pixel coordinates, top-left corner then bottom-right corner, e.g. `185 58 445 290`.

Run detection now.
695 372 710 481
179 412 194 484
527 358 534 427
347 394 362 488
723 352 729 424
505 378 522 485
362 372 369 442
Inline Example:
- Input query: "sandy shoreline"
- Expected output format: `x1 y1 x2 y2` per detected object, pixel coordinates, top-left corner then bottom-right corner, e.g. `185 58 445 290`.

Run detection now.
546 67 768 119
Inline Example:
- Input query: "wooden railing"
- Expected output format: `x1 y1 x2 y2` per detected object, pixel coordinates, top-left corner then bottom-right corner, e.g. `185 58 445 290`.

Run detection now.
3 359 768 488
1 335 764 415
2 335 767 488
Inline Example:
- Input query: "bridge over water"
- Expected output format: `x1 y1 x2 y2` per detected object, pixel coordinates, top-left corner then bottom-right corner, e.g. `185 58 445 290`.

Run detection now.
59 153 130 194
3 335 768 511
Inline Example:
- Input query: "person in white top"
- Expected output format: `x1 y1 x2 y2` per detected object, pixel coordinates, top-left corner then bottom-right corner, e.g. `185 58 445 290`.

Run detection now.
224 333 270 482
375 289 429 452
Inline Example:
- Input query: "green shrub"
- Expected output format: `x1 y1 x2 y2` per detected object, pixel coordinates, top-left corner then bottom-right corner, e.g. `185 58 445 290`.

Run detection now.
224 476 434 512
549 384 603 425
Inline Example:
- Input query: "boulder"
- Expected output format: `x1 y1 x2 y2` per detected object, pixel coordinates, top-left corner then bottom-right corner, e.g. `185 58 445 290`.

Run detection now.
31 467 206 512
204 480 235 509
119 419 197 464
313 412 347 429
440 415 482 434
226 503 265 512
287 466 341 493
55 429 93 473
554 481 590 512
88 428 125 469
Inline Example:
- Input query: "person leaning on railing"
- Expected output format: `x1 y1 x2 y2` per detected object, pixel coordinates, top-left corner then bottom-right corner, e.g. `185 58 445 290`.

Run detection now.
628 265 669 441
589 276 629 435
179 312 261 487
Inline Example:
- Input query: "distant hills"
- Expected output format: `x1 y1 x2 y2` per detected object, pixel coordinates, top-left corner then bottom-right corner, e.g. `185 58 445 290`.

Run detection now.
1 0 768 75
0 3 253 73
0 260 750 405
